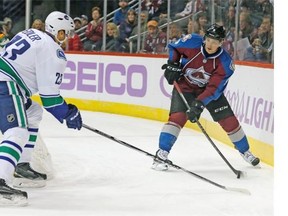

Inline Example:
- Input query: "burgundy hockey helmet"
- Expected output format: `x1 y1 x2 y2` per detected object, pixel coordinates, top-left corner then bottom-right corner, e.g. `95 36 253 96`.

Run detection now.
205 23 226 41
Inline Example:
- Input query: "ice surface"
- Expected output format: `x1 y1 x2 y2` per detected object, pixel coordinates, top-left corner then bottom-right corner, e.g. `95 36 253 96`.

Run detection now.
1 111 273 216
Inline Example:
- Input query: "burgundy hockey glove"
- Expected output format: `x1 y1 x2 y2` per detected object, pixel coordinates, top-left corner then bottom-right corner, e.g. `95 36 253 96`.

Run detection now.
162 60 182 85
186 100 205 123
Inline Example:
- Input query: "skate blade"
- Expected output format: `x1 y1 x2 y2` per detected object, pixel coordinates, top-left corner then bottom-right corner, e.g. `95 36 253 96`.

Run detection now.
13 178 46 188
0 194 28 207
151 162 169 171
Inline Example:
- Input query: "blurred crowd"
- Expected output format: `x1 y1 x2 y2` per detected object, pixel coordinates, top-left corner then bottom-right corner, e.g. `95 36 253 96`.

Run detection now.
0 0 274 63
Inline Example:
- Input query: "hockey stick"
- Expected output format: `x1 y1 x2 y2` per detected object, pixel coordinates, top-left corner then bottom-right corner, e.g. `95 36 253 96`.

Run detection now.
82 123 250 195
173 81 244 179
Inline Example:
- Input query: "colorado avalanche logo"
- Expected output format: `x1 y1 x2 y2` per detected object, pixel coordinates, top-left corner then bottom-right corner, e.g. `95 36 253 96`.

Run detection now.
56 49 67 61
184 66 211 87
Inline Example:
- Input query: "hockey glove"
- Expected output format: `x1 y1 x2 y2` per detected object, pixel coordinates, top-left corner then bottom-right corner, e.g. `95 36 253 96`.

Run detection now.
64 104 82 130
186 100 205 123
162 60 182 85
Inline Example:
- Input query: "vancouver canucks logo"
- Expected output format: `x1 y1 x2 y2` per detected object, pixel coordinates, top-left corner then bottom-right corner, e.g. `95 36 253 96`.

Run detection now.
184 66 211 87
56 49 67 61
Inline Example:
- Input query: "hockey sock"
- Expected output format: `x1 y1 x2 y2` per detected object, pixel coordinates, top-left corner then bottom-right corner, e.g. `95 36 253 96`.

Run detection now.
18 128 39 163
0 127 29 182
227 126 249 154
159 122 181 152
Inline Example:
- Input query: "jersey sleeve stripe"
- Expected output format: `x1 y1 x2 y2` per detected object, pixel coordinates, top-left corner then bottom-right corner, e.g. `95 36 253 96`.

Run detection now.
0 57 31 96
40 95 65 108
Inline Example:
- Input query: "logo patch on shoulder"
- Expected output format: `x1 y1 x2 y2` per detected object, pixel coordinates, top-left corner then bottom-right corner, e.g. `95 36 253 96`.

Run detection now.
56 49 67 61
7 114 15 122
229 62 235 71
181 34 192 42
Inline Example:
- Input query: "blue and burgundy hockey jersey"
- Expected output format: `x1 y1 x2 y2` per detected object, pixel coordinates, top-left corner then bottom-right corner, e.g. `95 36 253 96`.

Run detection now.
168 33 235 106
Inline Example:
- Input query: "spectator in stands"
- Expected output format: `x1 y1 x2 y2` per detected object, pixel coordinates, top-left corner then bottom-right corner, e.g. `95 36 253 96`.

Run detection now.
243 37 264 62
132 10 148 36
73 17 82 31
224 6 236 33
254 0 273 18
0 27 9 51
194 12 208 36
141 20 167 54
257 15 273 52
81 15 89 27
175 0 205 19
216 19 234 57
83 6 103 51
141 0 167 21
221 6 236 57
168 23 183 44
174 0 193 18
170 0 186 18
227 0 236 8
238 11 256 43
76 15 87 39
154 0 169 31
68 20 83 51
115 9 137 52
68 35 83 51
113 0 130 26
94 22 118 52
239 1 250 13
130 10 148 51
186 17 196 34
1 17 14 40
31 19 44 31
244 15 273 63
174 0 192 29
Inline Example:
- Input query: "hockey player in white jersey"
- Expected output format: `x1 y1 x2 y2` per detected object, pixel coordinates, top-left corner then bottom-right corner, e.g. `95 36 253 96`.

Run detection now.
1 20 53 186
0 11 82 206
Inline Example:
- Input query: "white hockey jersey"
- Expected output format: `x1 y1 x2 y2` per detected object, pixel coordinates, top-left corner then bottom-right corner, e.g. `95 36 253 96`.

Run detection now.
0 28 66 96
0 29 69 121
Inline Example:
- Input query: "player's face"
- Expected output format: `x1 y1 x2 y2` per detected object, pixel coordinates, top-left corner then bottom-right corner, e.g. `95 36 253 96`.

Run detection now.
204 37 222 54
56 30 70 44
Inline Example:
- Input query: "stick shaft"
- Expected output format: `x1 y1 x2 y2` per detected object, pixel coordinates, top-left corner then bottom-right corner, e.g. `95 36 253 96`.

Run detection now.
82 123 248 194
173 81 242 177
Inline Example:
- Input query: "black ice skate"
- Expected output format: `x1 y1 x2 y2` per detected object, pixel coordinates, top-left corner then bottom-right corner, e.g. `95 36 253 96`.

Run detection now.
241 150 260 166
13 162 47 188
0 178 28 206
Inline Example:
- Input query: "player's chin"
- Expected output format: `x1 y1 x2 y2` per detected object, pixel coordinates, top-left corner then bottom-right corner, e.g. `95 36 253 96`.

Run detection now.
206 48 216 54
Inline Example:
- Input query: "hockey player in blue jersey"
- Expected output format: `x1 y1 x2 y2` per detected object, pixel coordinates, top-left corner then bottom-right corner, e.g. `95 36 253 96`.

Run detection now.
152 23 260 171
0 11 82 206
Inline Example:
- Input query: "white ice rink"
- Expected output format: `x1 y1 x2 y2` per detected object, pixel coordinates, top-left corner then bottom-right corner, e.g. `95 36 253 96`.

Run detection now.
2 111 273 216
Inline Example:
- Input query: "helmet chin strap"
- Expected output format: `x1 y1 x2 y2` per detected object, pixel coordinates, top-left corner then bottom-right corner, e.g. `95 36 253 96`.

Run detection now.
55 34 67 45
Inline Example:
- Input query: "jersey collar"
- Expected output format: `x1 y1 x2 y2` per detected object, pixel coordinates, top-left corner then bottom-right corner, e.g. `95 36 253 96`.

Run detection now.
201 44 223 59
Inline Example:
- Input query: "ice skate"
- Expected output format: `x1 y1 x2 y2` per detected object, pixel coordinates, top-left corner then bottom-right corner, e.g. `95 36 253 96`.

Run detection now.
240 150 260 166
0 178 28 206
151 149 172 171
13 162 47 188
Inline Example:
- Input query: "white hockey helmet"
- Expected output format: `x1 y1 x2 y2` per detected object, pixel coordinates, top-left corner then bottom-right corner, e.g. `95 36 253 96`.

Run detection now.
45 11 75 43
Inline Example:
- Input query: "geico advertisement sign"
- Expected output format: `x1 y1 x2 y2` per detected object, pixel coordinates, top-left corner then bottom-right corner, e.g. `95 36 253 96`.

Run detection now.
61 54 172 108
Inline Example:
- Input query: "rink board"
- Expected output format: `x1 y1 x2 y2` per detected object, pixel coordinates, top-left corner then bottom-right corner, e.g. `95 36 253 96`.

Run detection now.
32 53 274 166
